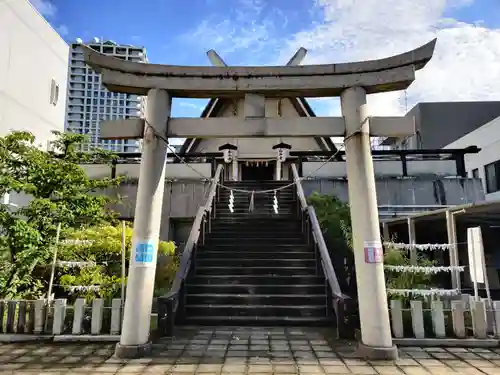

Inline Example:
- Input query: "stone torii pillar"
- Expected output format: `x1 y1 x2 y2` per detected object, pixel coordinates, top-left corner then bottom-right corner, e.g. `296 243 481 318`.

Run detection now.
115 89 171 358
341 87 396 358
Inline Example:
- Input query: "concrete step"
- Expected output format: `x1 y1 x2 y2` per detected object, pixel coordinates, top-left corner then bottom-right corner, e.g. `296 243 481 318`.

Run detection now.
186 293 326 306
187 275 325 286
196 251 314 260
196 258 316 268
183 315 331 327
203 237 305 245
185 304 327 318
206 232 304 239
186 283 325 295
195 266 317 276
197 244 312 251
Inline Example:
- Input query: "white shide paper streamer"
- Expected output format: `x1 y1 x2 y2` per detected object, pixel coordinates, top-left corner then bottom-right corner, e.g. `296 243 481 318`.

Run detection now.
384 265 465 274
385 242 451 251
57 261 96 268
64 285 102 292
386 288 460 297
61 283 121 292
61 240 94 245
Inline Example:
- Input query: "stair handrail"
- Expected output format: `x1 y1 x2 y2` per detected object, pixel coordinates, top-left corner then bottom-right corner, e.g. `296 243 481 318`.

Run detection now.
157 164 224 335
291 164 347 302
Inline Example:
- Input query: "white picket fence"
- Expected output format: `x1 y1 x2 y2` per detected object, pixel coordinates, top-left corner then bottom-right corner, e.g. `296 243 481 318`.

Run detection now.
389 296 500 345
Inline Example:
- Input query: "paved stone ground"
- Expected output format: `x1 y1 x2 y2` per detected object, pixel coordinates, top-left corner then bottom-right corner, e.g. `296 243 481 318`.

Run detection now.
1 327 500 374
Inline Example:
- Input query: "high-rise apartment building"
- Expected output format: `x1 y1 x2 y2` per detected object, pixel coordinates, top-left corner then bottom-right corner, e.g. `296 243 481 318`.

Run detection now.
65 39 147 152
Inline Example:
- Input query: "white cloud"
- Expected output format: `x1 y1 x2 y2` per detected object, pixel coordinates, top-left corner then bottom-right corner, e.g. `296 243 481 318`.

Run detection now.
30 0 57 18
180 0 288 64
182 0 500 117
281 0 500 115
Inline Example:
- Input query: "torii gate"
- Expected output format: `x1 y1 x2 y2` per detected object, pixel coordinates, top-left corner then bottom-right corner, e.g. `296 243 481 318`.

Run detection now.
83 39 437 360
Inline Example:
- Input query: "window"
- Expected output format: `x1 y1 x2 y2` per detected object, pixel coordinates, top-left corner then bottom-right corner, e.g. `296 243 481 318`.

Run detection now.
484 161 500 193
471 168 479 179
50 79 59 106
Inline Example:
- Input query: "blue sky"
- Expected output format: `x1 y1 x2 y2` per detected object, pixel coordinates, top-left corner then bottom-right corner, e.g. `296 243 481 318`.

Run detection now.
33 0 500 129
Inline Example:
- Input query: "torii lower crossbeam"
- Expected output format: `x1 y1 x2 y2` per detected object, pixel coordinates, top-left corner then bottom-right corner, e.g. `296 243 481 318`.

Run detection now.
99 117 415 139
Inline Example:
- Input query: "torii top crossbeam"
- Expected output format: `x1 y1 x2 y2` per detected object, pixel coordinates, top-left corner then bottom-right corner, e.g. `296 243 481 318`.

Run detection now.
82 39 436 98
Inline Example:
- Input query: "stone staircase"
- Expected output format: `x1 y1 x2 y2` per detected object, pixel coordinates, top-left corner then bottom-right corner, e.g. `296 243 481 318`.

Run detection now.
181 181 334 327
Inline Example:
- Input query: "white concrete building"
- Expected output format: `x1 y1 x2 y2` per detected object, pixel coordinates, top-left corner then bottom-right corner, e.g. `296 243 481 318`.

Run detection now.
0 0 69 148
445 115 500 201
66 39 147 152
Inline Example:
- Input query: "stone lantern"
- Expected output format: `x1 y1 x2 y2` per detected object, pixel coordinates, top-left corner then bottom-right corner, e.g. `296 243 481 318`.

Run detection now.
272 142 291 181
218 143 238 181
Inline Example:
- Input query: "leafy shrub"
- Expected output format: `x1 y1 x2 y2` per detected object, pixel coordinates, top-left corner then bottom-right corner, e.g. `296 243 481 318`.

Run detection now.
307 192 438 299
56 224 178 301
383 244 437 293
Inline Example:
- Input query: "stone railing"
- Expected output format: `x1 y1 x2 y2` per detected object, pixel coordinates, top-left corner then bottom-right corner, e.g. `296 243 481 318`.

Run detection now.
0 298 123 342
3 296 500 346
390 296 500 346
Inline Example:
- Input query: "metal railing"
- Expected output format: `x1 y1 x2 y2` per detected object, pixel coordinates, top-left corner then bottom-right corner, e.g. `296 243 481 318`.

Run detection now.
378 204 451 218
156 164 224 336
291 164 352 336
290 146 480 178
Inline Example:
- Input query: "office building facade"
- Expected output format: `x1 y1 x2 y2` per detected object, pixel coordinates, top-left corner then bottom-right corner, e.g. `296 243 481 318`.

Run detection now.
383 101 500 150
65 39 146 152
1 0 69 208
0 0 68 148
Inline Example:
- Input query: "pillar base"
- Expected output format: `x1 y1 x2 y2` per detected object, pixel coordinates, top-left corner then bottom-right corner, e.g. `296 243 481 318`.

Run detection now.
114 341 152 359
357 341 399 360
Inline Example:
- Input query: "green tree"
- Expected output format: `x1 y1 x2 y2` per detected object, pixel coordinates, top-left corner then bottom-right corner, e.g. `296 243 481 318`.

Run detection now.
56 224 177 301
384 245 437 299
0 130 120 298
308 192 352 249
308 192 355 293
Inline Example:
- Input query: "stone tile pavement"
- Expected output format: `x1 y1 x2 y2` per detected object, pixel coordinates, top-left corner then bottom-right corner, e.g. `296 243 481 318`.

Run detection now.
1 327 500 374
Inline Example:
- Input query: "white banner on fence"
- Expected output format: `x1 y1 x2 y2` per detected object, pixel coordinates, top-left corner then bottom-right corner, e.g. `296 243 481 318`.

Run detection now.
467 227 485 284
